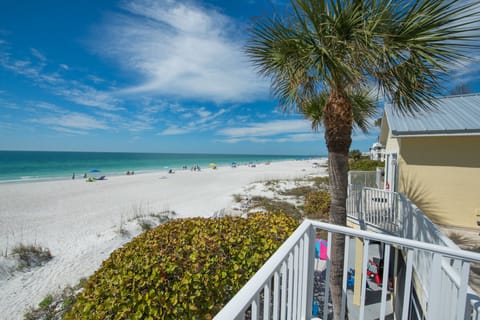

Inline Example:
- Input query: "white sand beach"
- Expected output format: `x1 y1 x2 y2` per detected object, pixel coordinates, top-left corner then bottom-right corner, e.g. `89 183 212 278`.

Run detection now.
0 159 327 319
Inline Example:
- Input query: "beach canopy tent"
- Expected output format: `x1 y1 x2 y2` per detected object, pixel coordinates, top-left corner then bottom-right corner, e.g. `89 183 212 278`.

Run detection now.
89 169 101 173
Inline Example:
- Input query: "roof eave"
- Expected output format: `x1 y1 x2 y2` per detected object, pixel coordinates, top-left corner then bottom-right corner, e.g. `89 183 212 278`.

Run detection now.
391 130 480 138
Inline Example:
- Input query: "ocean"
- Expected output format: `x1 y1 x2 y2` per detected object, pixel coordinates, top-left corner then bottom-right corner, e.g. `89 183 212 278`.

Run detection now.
0 151 319 183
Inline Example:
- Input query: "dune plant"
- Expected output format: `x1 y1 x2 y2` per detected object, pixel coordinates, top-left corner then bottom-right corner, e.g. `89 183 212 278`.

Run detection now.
64 212 297 319
11 243 52 269
304 191 331 221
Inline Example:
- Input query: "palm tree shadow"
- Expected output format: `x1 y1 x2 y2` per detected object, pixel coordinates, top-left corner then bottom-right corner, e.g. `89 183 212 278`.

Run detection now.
400 172 445 226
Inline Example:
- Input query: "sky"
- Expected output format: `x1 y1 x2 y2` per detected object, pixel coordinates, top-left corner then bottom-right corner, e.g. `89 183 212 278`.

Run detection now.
0 0 479 155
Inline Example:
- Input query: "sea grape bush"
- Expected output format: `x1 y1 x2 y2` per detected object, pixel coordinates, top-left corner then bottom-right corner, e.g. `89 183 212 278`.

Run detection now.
64 212 298 319
304 191 330 220
349 159 384 171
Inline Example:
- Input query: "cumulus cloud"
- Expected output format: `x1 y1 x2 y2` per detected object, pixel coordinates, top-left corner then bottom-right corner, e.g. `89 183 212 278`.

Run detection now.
93 0 268 102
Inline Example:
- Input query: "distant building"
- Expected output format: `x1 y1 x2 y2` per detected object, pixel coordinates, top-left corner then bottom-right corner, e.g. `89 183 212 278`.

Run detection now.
369 142 385 161
379 94 480 229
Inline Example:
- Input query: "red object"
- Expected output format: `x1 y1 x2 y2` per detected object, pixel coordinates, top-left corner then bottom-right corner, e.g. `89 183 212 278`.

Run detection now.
386 182 390 190
367 259 382 285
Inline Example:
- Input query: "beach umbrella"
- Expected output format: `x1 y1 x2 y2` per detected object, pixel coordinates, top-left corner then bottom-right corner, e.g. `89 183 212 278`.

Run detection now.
209 163 217 167
89 169 101 173
315 239 328 260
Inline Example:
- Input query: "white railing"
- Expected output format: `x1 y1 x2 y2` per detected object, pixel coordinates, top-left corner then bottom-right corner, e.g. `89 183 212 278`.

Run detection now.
215 219 480 320
347 185 398 234
347 185 480 319
396 193 480 319
214 220 316 320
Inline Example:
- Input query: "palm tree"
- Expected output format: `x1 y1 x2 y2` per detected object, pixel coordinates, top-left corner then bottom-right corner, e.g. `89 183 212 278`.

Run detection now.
246 0 479 318
299 90 377 133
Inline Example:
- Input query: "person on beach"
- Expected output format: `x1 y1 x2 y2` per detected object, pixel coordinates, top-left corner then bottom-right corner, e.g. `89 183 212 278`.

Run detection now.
72 173 75 180
83 173 87 178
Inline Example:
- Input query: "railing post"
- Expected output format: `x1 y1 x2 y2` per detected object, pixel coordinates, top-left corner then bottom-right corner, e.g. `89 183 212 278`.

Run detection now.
301 224 315 320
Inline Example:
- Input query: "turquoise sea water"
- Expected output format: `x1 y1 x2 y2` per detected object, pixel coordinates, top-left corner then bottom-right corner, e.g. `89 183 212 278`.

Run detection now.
0 151 319 183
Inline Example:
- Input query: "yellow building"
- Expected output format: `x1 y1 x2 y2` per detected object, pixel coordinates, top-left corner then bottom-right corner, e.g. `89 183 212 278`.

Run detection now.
379 94 480 229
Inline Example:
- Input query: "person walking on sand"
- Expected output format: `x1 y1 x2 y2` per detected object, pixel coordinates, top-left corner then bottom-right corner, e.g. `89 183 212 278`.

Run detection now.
72 172 75 180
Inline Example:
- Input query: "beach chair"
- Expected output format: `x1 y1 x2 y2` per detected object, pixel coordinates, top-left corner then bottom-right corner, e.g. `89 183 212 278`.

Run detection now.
94 176 106 180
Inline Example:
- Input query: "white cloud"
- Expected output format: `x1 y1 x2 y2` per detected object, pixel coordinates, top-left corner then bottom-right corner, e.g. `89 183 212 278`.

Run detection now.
50 126 89 135
55 85 122 111
30 48 46 62
160 125 190 135
157 104 229 136
221 137 271 144
30 112 109 132
94 0 268 102
277 133 319 142
218 119 311 139
0 45 122 111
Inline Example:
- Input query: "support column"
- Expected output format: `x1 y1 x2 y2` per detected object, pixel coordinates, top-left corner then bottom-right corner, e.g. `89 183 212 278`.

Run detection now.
353 236 364 306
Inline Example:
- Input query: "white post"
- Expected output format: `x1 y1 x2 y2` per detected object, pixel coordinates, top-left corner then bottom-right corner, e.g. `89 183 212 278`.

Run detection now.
301 226 315 320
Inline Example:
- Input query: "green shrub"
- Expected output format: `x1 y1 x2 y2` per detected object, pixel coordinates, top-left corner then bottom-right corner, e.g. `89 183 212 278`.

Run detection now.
279 186 316 197
251 196 302 220
65 213 298 320
349 149 362 161
304 191 330 220
349 159 384 171
309 176 329 189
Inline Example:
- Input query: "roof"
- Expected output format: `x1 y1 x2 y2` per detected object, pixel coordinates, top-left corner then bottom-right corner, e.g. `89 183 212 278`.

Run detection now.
384 94 480 137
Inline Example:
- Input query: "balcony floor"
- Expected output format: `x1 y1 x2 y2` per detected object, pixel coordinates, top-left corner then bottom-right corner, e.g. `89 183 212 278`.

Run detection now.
313 238 394 320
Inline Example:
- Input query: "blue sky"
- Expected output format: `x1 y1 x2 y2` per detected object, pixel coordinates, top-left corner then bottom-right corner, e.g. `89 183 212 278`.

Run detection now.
1 0 479 155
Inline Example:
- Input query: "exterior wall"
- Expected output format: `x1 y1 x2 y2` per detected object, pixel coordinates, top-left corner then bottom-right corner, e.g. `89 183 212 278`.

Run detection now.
384 135 400 153
397 136 480 228
379 114 400 153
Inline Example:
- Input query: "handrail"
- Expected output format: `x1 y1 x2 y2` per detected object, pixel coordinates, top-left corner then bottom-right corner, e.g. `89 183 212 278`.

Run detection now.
214 218 480 320
307 220 480 263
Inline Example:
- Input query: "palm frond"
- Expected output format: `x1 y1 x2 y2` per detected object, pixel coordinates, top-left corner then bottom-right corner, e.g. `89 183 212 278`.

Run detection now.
246 0 480 116
299 89 377 133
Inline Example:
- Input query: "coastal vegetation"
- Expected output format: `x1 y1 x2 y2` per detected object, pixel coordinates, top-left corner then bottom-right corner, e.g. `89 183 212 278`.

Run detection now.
304 191 331 221
64 213 297 319
24 279 86 320
246 0 479 317
11 243 52 270
349 159 384 171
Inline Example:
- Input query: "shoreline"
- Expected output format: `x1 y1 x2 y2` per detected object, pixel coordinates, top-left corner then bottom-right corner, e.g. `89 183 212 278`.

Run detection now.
0 150 322 184
0 158 327 319
0 157 320 185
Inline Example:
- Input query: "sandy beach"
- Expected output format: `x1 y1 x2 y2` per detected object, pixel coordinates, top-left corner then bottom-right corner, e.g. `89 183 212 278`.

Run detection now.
0 159 327 319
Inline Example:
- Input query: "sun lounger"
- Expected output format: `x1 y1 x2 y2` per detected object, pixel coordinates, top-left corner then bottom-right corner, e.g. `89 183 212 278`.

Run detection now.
94 176 106 180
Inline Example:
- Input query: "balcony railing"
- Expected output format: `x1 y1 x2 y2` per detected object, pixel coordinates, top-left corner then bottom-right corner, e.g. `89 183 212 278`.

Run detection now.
347 185 398 234
214 219 480 320
347 185 480 318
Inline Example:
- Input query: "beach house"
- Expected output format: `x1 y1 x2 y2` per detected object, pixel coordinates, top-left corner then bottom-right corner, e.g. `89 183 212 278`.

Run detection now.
378 94 480 229
213 95 480 320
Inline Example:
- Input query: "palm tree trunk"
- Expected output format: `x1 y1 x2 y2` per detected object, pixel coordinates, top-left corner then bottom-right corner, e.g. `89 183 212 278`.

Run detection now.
324 89 353 320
